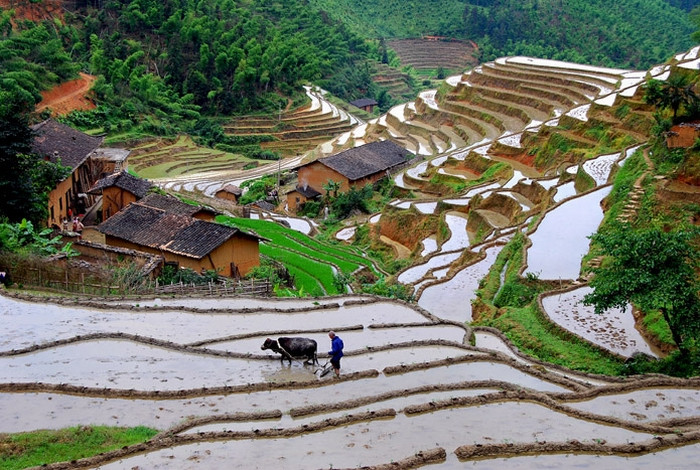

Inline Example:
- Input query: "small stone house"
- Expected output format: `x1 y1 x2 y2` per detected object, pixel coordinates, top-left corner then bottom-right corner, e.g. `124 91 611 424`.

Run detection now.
88 170 153 222
32 119 103 228
666 122 700 148
289 140 411 211
97 202 263 277
215 184 243 203
349 98 378 113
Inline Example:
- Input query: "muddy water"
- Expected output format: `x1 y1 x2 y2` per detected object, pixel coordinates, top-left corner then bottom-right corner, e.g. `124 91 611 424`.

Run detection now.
397 252 462 284
418 245 504 322
414 201 438 214
95 402 650 470
215 325 467 354
553 180 577 202
583 152 620 186
420 235 438 257
0 359 569 433
111 295 365 309
2 341 479 390
463 445 700 469
441 212 470 251
569 388 700 422
335 226 355 241
0 296 431 350
541 286 657 357
525 186 612 280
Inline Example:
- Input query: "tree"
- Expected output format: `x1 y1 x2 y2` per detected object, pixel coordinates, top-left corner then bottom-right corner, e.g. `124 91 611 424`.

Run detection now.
583 223 700 353
643 74 699 121
322 179 341 202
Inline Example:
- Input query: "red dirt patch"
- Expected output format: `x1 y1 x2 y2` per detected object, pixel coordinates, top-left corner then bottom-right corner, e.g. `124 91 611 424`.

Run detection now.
0 0 63 22
37 73 97 116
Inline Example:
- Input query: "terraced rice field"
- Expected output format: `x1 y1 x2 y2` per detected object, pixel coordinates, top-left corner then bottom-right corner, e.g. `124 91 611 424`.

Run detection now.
387 38 478 72
2 291 699 469
219 213 385 296
128 135 254 180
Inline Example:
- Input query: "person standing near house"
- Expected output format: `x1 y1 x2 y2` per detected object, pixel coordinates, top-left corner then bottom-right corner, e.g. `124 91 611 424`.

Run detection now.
328 331 344 378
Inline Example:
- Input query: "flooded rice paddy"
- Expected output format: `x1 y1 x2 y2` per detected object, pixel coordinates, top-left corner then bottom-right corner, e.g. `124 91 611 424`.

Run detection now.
3 291 699 468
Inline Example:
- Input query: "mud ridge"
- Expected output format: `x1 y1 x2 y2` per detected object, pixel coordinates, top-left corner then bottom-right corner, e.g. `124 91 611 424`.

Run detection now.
472 326 622 386
31 409 398 470
187 324 365 347
454 430 700 461
341 447 447 469
289 380 536 418
0 370 380 399
382 353 590 392
402 389 681 435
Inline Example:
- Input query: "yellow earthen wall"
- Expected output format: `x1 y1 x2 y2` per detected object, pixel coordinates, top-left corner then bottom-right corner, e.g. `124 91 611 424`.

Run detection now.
101 187 139 221
105 233 259 277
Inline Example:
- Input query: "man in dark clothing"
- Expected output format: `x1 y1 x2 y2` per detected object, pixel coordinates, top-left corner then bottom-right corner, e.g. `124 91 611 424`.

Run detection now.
328 331 344 378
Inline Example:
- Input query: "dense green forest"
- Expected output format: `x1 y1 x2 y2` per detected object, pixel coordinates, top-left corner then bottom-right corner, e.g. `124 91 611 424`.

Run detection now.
1 0 376 139
310 0 697 69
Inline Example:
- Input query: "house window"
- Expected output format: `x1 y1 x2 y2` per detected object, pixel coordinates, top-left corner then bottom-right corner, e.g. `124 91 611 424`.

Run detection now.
59 197 63 211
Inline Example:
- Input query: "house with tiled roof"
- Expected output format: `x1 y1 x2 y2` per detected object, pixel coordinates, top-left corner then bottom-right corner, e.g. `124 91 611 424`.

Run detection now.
215 184 243 203
32 119 104 228
289 140 412 211
286 184 322 212
88 170 154 222
97 202 263 277
349 98 378 113
139 193 219 221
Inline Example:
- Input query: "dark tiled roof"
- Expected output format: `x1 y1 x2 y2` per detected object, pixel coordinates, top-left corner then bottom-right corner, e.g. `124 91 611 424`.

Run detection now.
250 200 276 211
98 203 258 259
31 119 103 170
217 184 243 196
139 193 218 217
349 98 378 108
89 170 153 198
291 185 321 198
318 140 410 181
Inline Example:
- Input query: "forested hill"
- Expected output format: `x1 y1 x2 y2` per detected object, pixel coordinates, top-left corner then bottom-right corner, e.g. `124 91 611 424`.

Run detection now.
0 0 372 122
309 0 698 69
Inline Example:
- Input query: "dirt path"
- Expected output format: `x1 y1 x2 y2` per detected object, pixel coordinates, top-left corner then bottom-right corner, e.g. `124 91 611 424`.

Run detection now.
36 73 97 116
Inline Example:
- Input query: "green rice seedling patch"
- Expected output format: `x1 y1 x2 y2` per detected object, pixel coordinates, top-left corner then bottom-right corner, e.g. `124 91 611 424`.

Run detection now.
282 231 380 275
261 245 337 295
0 426 157 470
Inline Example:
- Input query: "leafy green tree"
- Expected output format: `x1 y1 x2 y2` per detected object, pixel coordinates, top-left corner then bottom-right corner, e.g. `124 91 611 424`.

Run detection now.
644 74 699 121
322 179 341 202
583 223 700 354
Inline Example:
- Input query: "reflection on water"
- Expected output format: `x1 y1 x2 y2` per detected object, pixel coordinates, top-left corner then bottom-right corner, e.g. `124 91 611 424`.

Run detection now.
526 186 611 280
418 245 504 322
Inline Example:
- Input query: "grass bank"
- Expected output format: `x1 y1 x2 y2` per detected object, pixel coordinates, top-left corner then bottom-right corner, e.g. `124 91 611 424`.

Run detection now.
0 426 157 470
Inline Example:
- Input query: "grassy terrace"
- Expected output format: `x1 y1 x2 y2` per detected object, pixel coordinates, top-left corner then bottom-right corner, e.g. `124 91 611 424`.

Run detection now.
218 216 382 295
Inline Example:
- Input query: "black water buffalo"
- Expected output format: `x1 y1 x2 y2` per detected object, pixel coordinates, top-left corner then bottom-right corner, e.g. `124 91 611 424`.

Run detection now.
261 337 319 365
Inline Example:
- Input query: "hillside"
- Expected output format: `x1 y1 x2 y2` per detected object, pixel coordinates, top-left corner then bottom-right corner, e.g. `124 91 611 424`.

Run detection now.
309 0 696 69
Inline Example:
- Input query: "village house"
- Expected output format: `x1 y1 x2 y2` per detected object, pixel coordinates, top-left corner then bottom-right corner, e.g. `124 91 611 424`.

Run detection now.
349 98 378 113
138 193 219 221
666 122 700 148
88 170 154 222
286 185 322 212
288 140 412 211
90 148 131 178
97 202 263 277
215 184 243 203
31 119 104 228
